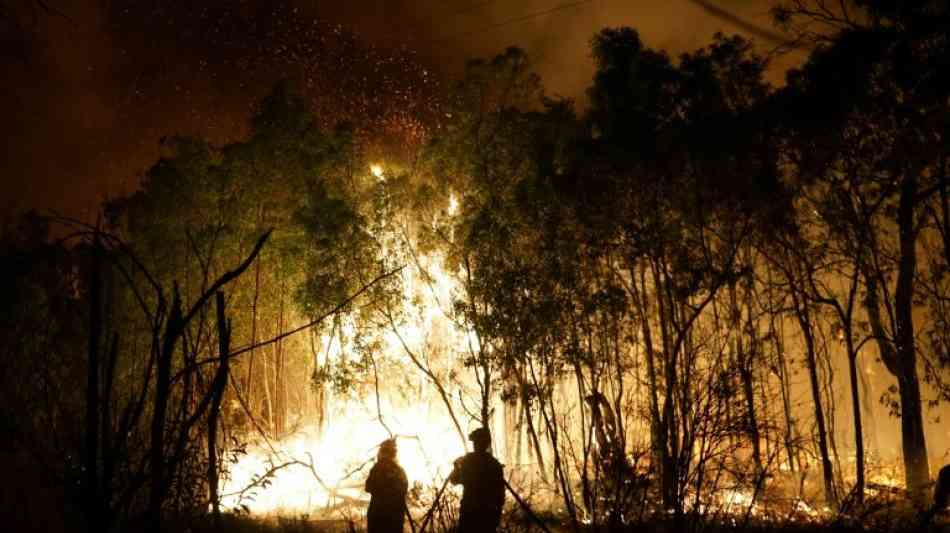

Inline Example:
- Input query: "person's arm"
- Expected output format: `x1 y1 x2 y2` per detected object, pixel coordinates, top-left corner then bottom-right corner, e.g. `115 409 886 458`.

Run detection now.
494 462 506 509
449 456 465 485
365 465 378 494
398 465 409 494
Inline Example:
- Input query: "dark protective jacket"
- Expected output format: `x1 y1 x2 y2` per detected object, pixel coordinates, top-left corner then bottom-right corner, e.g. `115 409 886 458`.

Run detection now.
365 458 408 533
449 451 505 533
933 464 950 513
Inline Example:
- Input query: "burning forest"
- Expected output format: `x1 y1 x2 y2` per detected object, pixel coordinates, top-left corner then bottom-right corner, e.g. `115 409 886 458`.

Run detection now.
3 1 950 533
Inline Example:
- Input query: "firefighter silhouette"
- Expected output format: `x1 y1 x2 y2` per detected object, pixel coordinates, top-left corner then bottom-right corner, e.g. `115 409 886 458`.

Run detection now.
449 427 505 533
922 464 950 527
365 438 408 533
934 465 950 513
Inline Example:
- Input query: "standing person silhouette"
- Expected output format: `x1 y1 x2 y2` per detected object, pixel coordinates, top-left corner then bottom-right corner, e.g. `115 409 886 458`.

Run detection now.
365 438 408 533
922 464 950 527
449 427 505 533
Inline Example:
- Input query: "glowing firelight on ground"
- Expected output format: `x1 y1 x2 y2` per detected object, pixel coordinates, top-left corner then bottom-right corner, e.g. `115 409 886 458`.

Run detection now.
220 399 467 514
717 488 758 515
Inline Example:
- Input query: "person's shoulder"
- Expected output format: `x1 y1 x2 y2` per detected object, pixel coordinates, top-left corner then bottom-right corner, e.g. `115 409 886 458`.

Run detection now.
478 453 503 478
384 460 405 472
480 451 502 465
490 456 504 474
473 451 503 468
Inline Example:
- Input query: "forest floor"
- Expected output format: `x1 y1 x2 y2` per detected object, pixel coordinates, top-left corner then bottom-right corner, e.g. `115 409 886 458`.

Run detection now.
173 511 950 533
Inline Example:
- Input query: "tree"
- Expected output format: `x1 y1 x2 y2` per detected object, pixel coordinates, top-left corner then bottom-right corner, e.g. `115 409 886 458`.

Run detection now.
583 28 785 518
775 0 950 499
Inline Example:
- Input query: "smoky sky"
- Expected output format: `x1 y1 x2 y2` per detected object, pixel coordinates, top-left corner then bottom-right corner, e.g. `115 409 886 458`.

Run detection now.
0 0 804 221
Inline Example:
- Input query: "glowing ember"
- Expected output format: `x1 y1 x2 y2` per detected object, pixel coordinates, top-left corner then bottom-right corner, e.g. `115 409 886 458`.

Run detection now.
370 164 385 179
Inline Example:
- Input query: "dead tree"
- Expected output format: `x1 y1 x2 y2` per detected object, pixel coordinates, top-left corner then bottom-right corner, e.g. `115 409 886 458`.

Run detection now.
208 292 231 524
146 230 271 533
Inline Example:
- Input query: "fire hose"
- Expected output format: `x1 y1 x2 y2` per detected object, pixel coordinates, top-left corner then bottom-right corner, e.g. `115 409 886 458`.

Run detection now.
404 501 418 533
503 478 554 533
416 475 553 533
417 475 451 533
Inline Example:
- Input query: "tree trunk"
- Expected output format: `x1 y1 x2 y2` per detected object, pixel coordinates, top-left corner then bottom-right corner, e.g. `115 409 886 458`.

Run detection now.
734 281 763 475
650 259 679 513
101 333 119 529
263 348 274 433
208 292 231 525
740 361 763 474
246 242 261 409
515 366 549 481
766 264 798 472
84 234 102 529
845 327 865 504
632 267 665 491
148 292 183 533
794 294 837 505
895 174 930 501
776 330 798 472
275 287 285 436
512 396 525 467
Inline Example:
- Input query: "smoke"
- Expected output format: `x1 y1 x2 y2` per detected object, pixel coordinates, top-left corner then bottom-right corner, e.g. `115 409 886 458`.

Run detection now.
371 1 807 98
1 1 804 221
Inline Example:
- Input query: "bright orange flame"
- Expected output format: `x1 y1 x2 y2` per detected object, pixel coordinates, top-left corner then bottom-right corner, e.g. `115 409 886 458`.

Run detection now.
220 401 466 514
447 194 459 216
221 251 476 515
